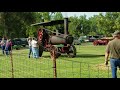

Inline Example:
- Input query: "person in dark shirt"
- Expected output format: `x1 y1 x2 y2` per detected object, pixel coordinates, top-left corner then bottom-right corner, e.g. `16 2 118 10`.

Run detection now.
5 39 12 56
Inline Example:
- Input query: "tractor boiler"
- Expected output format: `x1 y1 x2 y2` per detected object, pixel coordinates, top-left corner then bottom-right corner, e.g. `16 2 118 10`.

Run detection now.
49 35 74 45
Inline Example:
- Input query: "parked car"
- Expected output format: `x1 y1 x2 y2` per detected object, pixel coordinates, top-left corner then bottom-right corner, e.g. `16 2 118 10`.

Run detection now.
88 35 103 42
19 38 28 47
12 38 28 47
78 36 89 43
73 37 81 45
93 37 113 45
93 39 108 45
89 36 97 42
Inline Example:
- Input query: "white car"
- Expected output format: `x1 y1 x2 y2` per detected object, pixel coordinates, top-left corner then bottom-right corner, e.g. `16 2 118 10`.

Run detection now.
73 38 81 45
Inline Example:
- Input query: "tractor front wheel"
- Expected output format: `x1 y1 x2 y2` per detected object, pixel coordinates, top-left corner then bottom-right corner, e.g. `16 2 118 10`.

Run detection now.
50 46 61 59
67 45 76 58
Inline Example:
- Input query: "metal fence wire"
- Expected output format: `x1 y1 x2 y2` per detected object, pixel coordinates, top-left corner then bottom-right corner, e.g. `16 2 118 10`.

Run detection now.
0 49 120 78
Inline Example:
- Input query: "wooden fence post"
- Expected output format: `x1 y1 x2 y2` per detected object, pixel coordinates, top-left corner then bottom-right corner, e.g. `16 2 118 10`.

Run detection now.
10 51 14 78
50 46 57 78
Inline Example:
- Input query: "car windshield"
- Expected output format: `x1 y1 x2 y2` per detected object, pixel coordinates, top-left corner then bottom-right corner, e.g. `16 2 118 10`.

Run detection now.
20 38 27 41
78 36 87 40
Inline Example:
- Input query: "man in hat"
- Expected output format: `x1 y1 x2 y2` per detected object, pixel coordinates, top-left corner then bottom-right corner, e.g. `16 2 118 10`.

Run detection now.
105 30 120 78
27 37 32 58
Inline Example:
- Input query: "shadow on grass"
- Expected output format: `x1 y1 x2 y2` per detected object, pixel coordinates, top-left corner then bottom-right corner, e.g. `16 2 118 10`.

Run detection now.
75 54 105 58
0 54 4 56
42 55 50 58
42 54 105 59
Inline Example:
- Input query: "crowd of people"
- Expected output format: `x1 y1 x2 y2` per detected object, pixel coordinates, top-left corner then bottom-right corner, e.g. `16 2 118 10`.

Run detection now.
0 37 39 59
1 30 120 78
27 37 39 59
0 38 12 56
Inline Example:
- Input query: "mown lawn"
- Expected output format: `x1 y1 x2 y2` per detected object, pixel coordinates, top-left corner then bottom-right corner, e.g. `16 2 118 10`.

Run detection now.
0 42 120 78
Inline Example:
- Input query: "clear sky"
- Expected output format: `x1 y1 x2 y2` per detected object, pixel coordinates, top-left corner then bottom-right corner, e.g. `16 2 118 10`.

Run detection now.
61 12 106 19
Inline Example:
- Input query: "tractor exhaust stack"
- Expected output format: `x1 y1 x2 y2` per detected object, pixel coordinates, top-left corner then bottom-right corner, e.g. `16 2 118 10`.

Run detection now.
64 18 69 35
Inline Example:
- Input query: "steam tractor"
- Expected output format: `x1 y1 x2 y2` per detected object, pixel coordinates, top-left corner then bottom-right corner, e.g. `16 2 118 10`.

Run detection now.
31 18 76 59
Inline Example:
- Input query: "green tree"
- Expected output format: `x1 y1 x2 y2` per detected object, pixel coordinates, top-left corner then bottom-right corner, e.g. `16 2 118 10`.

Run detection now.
69 16 80 37
0 12 36 38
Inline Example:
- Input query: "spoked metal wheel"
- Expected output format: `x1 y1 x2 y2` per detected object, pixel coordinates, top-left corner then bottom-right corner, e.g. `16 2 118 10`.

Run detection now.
67 45 76 58
39 44 44 57
50 46 61 59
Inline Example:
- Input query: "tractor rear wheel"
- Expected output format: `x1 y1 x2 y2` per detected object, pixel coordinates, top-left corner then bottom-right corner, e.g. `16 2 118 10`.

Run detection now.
67 45 76 58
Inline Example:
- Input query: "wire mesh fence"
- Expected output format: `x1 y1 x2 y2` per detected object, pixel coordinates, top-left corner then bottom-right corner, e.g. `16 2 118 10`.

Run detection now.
56 59 114 78
0 47 120 78
0 50 53 78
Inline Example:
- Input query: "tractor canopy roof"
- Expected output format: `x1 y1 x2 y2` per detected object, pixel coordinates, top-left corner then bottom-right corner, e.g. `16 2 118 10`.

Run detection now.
31 19 71 26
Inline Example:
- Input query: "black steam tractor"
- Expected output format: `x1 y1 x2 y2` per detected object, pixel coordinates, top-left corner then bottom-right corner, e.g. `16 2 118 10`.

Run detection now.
31 18 76 59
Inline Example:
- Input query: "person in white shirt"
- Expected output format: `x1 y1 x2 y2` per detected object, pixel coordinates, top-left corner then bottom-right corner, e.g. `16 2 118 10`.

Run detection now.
27 37 32 58
31 37 39 58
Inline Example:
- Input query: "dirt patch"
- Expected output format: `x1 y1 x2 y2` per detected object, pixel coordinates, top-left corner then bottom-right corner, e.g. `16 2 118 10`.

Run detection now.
94 63 110 70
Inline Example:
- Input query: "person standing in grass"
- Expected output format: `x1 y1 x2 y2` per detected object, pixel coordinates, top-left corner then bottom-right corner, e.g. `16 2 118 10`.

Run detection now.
31 37 39 59
8 39 12 55
105 30 120 78
5 39 12 56
0 37 6 55
27 37 32 58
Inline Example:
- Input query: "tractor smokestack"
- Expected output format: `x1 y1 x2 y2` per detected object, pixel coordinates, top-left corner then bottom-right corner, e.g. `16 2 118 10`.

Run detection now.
64 18 69 35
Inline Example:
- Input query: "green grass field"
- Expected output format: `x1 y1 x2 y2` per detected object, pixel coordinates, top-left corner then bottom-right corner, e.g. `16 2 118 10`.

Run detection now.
0 42 120 78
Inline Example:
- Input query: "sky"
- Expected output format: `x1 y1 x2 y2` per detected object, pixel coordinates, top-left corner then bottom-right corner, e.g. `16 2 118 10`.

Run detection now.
61 12 106 19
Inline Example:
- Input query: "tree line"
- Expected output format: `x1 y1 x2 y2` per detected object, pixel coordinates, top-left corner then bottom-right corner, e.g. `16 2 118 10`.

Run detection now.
0 12 120 39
